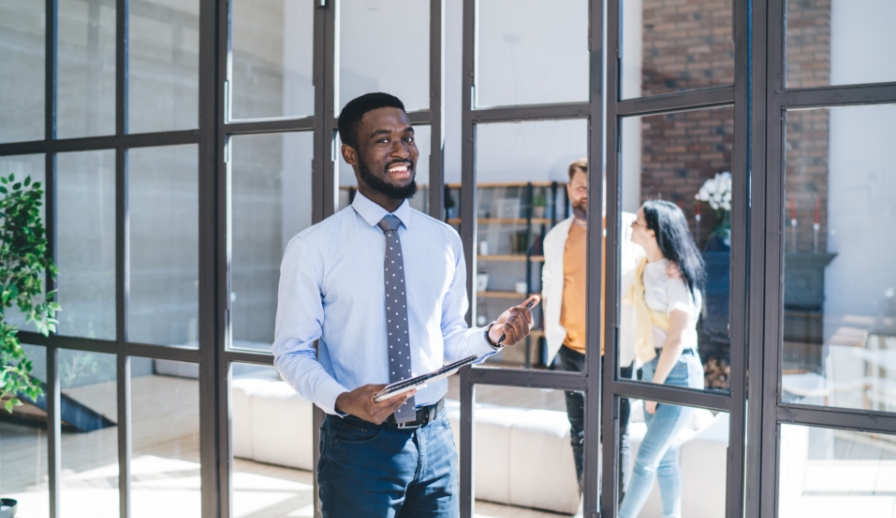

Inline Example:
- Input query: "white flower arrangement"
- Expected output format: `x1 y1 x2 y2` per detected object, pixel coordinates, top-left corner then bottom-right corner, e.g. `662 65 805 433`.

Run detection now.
695 171 732 212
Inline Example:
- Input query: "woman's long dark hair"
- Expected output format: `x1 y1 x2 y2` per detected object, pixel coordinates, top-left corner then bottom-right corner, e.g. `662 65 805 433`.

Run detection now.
642 200 705 298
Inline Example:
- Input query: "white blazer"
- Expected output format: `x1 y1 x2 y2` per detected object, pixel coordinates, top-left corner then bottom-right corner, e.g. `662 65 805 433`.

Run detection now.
541 212 644 366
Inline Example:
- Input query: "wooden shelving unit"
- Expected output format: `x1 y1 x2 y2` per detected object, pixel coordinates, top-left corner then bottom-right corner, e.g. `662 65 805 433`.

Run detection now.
477 290 528 299
446 218 553 225
478 255 545 262
444 181 569 368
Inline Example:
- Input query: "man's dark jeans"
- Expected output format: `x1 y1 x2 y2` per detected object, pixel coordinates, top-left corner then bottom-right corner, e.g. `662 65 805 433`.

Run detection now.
318 408 458 517
557 345 633 500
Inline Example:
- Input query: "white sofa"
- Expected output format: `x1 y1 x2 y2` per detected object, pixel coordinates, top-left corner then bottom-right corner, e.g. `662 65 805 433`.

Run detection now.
232 378 730 516
232 377 315 470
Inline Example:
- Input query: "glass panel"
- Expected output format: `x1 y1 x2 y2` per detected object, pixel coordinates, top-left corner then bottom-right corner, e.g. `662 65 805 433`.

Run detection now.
786 0 896 89
474 120 584 369
337 125 431 214
230 0 314 120
619 107 735 392
231 133 314 352
131 357 200 517
128 0 199 133
616 398 729 518
57 150 116 340
452 384 584 515
0 154 46 331
0 0 44 143
779 424 896 516
230 363 314 517
128 145 199 347
782 104 896 413
57 0 116 138
620 0 735 99
0 344 49 516
338 0 429 112
476 0 588 108
59 349 118 516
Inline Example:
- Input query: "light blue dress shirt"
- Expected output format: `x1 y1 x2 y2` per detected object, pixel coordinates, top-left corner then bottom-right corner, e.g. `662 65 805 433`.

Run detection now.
272 192 496 415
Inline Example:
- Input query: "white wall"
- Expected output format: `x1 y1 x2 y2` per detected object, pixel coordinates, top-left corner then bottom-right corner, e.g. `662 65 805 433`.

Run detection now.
620 0 643 213
823 0 896 335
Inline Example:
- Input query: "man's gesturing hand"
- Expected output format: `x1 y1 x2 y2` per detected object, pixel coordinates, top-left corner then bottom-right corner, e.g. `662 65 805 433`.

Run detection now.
488 295 541 346
334 384 416 425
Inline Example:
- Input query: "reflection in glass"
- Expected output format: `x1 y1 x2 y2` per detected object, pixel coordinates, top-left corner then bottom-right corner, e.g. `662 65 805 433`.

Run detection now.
786 0 896 89
476 0 588 108
0 155 46 330
230 363 314 517
231 133 314 352
58 0 116 138
230 0 314 120
129 0 199 133
0 344 48 515
0 0 44 143
447 384 581 515
619 399 728 517
59 349 118 516
131 358 200 517
57 150 116 340
339 0 429 112
779 425 896 517
337 125 431 214
474 120 585 368
620 0 734 99
128 145 198 347
782 104 896 413
621 108 735 391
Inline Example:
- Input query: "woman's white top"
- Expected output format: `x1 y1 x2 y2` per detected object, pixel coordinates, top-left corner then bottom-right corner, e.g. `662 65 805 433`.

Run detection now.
642 258 701 351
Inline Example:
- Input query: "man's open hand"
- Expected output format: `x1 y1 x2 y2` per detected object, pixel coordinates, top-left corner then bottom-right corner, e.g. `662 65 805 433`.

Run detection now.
334 384 416 424
488 295 541 346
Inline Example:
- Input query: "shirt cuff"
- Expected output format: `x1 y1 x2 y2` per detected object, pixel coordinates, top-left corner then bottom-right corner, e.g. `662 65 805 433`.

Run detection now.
316 378 351 417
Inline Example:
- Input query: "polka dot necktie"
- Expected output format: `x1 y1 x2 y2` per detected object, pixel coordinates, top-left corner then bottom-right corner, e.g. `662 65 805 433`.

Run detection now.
377 215 416 423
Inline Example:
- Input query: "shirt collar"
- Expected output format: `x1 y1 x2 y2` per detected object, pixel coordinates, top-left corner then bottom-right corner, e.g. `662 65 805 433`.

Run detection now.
351 191 412 230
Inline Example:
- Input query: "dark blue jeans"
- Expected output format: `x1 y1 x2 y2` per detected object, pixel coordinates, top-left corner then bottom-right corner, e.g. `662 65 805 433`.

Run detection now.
318 408 458 517
558 345 633 500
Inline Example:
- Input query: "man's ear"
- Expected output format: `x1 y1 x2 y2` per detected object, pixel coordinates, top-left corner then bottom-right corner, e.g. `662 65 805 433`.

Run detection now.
341 143 358 167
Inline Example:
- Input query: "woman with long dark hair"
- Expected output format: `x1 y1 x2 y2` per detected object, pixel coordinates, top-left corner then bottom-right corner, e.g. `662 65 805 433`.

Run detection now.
618 200 705 518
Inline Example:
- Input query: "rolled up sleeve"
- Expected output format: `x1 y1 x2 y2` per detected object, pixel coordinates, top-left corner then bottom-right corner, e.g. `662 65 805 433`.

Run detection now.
272 236 348 415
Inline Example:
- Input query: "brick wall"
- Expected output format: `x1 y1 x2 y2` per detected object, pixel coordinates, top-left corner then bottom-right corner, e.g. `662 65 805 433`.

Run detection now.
641 0 735 98
785 0 831 252
638 0 831 251
638 107 735 248
639 0 737 246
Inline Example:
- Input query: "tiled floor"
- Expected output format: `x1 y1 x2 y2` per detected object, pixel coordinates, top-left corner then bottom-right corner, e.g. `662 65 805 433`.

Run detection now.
6 374 896 517
0 375 572 518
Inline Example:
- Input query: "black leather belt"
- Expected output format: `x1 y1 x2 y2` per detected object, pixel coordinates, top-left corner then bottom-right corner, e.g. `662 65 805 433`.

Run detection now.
384 399 444 429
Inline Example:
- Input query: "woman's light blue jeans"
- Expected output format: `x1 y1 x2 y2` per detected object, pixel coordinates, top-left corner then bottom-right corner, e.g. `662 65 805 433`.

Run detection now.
617 350 704 518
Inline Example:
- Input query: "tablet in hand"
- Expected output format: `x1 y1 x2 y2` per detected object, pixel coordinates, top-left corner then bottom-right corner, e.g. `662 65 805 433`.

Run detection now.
374 355 478 402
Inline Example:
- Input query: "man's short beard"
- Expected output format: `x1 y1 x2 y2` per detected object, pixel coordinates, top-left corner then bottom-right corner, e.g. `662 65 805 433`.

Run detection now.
572 198 587 216
358 157 418 200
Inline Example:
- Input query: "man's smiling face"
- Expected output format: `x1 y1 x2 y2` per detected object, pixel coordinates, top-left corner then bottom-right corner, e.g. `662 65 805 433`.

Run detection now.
353 107 419 200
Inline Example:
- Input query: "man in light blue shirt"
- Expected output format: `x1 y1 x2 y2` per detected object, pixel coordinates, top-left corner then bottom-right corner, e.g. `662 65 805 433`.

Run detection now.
273 92 538 517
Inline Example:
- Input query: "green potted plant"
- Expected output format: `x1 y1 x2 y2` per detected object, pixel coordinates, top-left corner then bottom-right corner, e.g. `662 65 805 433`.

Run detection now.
0 173 60 518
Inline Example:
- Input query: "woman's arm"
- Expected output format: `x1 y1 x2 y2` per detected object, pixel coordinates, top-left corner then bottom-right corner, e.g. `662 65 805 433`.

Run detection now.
644 308 689 414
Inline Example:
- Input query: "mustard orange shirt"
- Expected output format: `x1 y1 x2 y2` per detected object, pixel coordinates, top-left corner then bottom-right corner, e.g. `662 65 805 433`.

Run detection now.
560 222 588 354
558 218 606 355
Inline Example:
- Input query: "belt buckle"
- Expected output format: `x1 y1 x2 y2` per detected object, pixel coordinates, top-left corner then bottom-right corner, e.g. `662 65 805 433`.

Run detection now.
397 421 420 429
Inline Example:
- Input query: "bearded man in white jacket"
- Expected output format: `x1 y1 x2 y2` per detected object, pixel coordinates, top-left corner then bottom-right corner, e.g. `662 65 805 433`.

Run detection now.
541 158 646 499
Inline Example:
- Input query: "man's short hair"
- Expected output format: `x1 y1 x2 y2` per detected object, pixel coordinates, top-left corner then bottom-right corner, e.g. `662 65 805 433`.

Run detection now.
337 92 406 150
568 157 587 181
